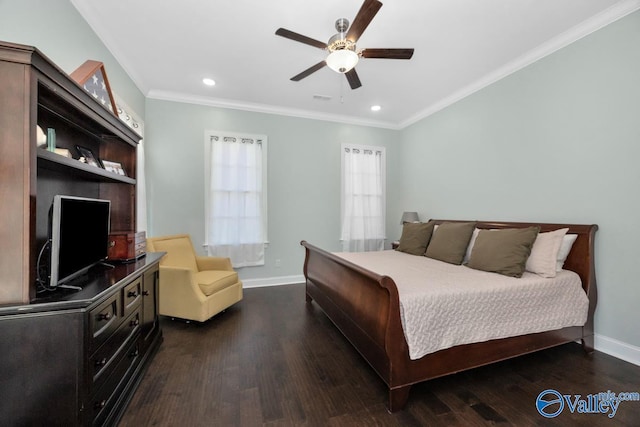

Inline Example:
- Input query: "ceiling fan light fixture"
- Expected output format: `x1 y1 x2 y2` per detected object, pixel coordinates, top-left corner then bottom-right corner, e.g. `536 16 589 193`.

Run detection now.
326 49 359 74
275 0 413 88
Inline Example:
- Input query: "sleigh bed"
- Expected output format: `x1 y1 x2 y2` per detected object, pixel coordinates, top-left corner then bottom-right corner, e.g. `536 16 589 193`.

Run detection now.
301 220 597 412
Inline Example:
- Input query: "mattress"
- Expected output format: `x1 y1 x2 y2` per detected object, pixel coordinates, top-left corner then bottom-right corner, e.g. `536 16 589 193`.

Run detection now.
335 250 589 360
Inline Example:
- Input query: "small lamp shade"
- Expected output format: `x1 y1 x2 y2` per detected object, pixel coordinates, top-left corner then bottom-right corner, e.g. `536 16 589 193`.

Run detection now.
401 211 419 224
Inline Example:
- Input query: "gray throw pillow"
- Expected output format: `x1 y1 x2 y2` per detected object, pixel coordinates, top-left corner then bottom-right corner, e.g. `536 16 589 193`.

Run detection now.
396 222 435 255
424 221 476 265
466 226 540 277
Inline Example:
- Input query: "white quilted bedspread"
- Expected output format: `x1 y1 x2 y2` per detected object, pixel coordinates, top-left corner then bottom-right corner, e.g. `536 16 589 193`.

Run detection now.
334 250 589 360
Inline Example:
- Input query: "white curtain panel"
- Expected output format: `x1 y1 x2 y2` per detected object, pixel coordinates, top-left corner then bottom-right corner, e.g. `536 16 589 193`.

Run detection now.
207 136 265 267
341 145 385 252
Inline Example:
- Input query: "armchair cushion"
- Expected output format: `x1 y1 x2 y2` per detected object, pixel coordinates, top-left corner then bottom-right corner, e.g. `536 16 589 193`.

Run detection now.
195 270 239 296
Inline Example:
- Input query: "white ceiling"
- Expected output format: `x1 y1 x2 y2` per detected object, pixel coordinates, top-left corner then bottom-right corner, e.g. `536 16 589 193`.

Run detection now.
71 0 638 129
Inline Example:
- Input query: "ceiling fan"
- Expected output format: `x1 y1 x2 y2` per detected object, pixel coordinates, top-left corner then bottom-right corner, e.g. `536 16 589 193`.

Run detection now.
275 0 414 90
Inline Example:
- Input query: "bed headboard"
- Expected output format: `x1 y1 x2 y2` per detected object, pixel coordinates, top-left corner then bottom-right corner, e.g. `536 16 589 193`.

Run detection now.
429 220 598 297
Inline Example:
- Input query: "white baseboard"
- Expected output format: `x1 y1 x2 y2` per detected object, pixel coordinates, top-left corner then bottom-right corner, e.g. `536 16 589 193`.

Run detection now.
595 333 640 367
242 275 305 288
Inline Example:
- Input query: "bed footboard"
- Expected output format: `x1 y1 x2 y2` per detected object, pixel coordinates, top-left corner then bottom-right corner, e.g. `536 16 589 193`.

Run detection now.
301 241 408 392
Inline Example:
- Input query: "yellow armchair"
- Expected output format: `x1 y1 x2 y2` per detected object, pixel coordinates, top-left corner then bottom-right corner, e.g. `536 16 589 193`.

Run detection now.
146 234 243 322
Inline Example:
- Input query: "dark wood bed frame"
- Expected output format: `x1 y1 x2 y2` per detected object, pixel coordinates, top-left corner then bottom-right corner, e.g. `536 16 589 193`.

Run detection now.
301 220 598 412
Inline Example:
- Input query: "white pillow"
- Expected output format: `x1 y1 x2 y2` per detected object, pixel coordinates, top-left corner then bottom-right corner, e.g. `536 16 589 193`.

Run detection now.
525 228 569 278
556 234 578 271
462 228 481 264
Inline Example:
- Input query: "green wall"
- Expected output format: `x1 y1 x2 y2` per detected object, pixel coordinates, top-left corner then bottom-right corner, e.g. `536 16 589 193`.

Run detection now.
399 11 640 349
144 99 401 281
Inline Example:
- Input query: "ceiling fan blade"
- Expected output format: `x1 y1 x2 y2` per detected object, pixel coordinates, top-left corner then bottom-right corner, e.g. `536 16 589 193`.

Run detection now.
276 28 327 49
291 61 327 81
346 0 383 43
361 48 414 59
345 69 362 90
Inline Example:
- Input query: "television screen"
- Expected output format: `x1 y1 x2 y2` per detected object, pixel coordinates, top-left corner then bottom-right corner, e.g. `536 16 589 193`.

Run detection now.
50 195 111 288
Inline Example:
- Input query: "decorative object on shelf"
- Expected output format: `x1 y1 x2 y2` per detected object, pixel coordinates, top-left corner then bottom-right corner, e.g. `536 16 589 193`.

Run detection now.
401 211 419 224
54 148 72 158
108 231 146 262
70 60 117 115
115 94 144 138
46 128 56 152
102 159 126 176
36 125 47 148
75 145 102 168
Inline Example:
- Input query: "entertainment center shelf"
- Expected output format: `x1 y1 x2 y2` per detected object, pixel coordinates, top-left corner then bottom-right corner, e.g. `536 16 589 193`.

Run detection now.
38 149 137 185
0 39 142 304
0 40 161 426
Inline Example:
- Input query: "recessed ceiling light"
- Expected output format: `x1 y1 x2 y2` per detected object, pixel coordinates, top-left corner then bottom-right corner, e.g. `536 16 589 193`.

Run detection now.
371 105 381 112
202 78 216 86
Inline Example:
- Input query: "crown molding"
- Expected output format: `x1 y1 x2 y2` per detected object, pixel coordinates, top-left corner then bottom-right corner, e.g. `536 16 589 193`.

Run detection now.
146 90 402 130
399 0 640 129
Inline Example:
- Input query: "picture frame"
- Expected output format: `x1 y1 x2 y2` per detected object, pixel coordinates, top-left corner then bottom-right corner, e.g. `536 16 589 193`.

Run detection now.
70 60 118 116
76 145 102 168
101 159 126 176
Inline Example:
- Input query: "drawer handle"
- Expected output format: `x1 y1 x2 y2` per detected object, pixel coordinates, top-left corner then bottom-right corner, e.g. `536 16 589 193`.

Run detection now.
95 358 107 368
95 399 107 410
97 312 112 321
127 290 139 298
142 290 150 296
130 318 140 327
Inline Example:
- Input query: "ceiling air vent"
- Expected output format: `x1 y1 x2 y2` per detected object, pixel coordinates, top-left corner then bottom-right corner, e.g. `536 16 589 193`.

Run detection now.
313 94 332 101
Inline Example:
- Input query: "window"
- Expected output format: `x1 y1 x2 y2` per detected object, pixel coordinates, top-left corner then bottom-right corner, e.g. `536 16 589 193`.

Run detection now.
205 131 267 267
340 144 385 252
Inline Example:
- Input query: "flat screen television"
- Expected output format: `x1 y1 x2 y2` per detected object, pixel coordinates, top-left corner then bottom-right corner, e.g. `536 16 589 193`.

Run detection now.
49 195 111 289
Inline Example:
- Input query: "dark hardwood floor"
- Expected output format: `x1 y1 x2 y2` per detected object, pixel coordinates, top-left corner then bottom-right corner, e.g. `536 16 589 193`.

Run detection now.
119 284 640 426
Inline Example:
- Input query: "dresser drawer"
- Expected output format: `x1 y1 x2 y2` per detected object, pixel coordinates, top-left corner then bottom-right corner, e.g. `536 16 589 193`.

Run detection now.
89 337 141 426
89 308 141 392
89 294 120 353
122 278 142 318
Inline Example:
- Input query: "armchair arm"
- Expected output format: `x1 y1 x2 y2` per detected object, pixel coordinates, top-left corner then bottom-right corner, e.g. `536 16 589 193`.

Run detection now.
158 266 206 303
196 256 233 271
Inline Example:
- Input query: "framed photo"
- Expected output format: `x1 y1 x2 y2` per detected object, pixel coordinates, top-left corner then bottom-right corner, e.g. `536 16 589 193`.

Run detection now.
70 60 117 115
76 145 102 168
102 160 126 176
